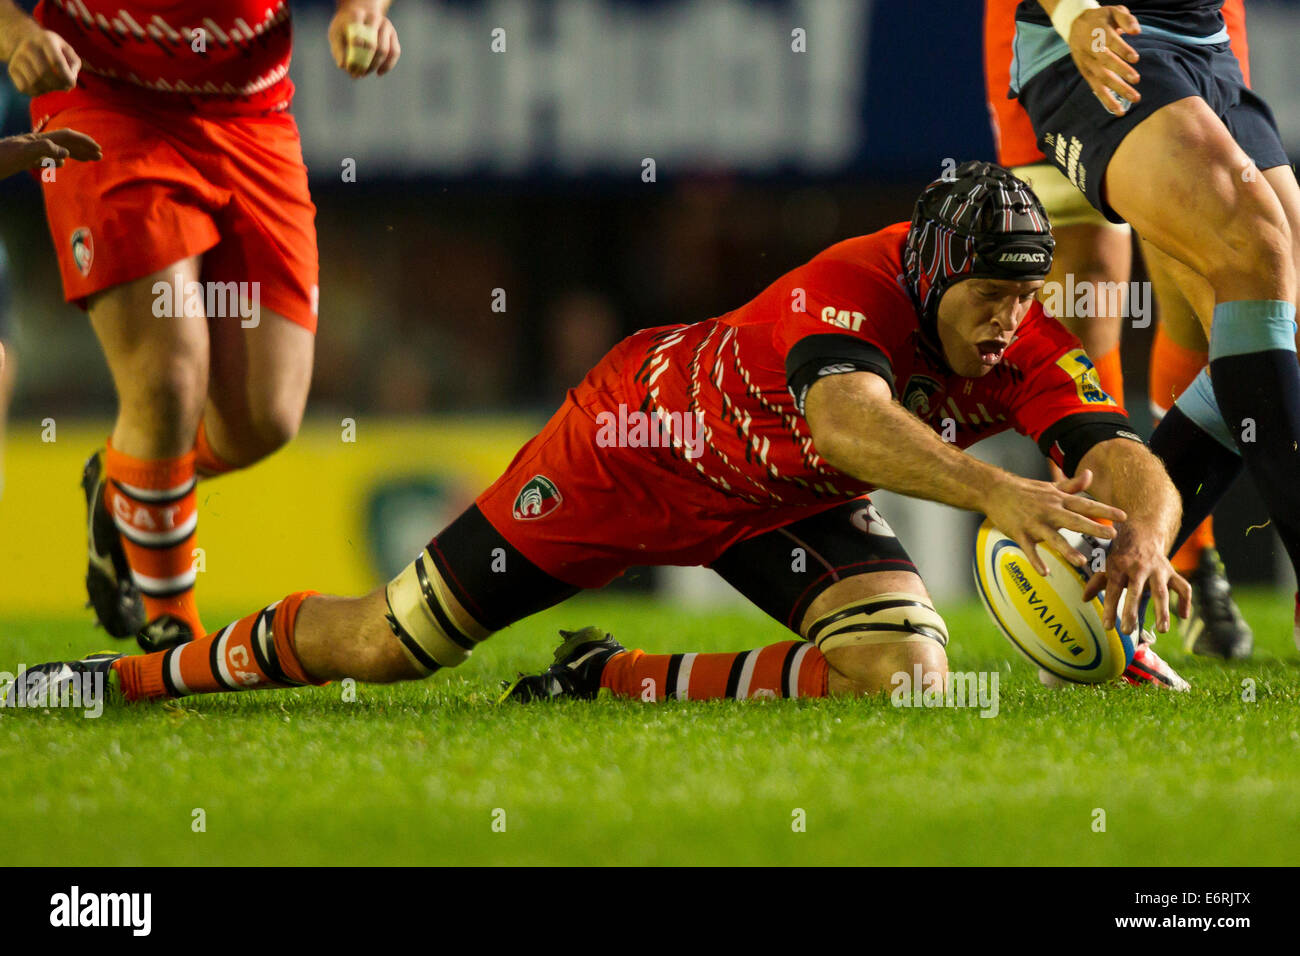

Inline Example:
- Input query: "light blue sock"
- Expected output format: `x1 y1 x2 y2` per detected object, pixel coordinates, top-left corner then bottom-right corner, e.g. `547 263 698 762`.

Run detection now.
1208 299 1297 360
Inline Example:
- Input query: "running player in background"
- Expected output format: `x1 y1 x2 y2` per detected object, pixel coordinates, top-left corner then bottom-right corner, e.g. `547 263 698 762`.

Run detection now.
0 74 100 498
0 0 400 651
1014 0 1300 645
987 0 1254 657
7 164 1195 710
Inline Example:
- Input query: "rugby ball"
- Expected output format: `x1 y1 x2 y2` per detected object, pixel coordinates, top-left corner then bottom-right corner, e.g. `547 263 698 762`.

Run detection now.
973 519 1136 683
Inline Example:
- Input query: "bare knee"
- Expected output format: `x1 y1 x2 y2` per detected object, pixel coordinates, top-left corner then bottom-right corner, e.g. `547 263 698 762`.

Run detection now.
245 397 304 457
825 640 949 697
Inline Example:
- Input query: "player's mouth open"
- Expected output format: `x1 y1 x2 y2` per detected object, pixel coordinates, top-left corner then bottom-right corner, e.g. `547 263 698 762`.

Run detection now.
976 340 1007 366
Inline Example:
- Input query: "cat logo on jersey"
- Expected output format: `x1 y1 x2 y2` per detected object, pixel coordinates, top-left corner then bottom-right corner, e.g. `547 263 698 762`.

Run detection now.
901 374 944 418
1055 349 1115 406
71 227 93 277
512 475 563 520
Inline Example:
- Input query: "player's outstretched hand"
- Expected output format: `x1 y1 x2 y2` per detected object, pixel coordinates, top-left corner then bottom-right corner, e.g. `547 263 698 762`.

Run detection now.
982 468 1127 577
0 128 101 180
7 26 80 97
1082 522 1192 634
329 0 401 78
1065 4 1142 116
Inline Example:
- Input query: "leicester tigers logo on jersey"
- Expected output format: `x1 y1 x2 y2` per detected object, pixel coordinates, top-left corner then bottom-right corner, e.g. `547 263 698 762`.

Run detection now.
512 475 563 520
71 227 93 277
901 374 944 419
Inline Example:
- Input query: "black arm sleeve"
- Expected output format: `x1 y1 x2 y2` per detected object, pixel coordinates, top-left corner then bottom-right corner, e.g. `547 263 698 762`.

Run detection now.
1037 411 1145 476
785 334 895 415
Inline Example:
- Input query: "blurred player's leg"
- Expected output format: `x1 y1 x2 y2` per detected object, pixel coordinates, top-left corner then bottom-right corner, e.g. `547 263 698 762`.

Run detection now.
200 308 314 473
1105 100 1300 579
1143 238 1251 658
1047 223 1128 407
1013 162 1131 405
88 257 209 648
192 111 320 476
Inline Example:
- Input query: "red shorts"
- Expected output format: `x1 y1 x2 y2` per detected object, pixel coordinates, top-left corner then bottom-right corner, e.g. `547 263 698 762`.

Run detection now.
35 96 319 332
476 335 851 589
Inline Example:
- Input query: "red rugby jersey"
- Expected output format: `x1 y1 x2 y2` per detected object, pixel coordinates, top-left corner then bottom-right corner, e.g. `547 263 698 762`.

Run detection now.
623 223 1134 508
30 0 294 121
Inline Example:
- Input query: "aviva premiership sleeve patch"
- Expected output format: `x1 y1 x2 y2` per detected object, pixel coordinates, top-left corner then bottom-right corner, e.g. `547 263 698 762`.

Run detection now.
1055 349 1116 406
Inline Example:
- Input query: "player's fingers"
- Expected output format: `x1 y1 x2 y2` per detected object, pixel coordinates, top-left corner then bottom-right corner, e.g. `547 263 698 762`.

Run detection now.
1061 492 1126 524
1017 533 1050 576
1057 513 1118 543
1150 575 1171 633
1111 5 1142 35
1104 27 1141 66
1048 531 1088 568
1102 572 1125 630
1082 570 1107 603
43 128 102 160
1054 467 1090 494
36 44 75 91
1100 40 1140 83
375 20 400 75
27 137 69 163
1087 73 1129 116
1171 570 1193 619
329 23 347 68
363 20 393 76
1098 63 1141 103
1121 571 1148 634
55 39 81 84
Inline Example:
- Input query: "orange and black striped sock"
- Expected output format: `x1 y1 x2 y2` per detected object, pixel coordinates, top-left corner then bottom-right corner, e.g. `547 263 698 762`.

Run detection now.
193 419 238 479
599 640 829 701
112 591 323 701
104 440 204 636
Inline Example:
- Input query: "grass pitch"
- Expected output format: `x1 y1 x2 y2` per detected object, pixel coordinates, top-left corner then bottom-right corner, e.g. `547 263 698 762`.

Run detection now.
2 590 1298 866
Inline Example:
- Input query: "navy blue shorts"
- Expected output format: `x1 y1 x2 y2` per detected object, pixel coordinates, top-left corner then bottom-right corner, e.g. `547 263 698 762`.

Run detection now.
1017 33 1289 223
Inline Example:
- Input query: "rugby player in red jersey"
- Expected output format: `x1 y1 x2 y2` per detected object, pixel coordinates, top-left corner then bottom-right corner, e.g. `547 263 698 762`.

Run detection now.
6 163 1194 709
0 0 400 652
